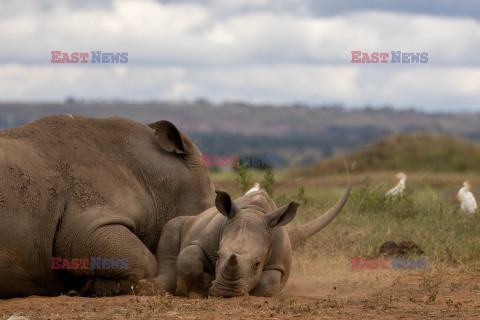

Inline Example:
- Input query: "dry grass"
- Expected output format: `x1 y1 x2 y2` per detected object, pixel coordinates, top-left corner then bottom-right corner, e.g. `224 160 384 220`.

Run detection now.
303 133 480 175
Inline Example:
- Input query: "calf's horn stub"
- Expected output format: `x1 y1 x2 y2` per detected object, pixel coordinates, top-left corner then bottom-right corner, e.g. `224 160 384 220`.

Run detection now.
288 184 352 250
225 254 239 272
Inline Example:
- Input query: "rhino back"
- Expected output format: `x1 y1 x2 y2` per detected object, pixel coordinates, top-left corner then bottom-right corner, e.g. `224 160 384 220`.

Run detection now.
0 115 162 219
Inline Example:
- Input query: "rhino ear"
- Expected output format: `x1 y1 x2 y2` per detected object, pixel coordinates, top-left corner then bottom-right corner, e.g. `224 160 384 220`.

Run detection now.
215 190 240 219
148 120 190 154
264 201 300 229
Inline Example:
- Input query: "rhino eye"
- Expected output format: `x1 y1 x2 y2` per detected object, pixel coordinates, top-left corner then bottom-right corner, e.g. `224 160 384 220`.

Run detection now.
253 261 261 272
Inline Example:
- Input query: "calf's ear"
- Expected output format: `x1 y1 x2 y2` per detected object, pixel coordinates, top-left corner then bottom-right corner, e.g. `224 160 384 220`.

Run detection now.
264 201 300 229
215 190 241 219
148 120 190 154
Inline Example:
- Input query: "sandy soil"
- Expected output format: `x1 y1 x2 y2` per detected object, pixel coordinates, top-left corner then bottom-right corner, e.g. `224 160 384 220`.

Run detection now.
2 259 479 320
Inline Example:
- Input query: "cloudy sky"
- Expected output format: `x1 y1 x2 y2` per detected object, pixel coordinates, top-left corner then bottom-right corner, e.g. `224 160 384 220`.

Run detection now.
0 0 479 111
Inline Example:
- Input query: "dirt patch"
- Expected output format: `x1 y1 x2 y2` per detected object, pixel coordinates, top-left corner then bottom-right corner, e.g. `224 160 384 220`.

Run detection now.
2 263 479 319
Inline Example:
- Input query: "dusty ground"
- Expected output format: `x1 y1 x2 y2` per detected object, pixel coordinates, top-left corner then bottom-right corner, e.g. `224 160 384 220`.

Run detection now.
2 258 479 320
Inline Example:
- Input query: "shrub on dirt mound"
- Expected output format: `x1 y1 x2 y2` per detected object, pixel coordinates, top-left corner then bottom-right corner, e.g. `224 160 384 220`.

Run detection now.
308 133 480 174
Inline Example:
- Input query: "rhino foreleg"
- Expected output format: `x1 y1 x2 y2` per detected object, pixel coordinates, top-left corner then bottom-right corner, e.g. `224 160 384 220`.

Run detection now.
136 216 189 295
249 270 282 297
177 244 215 298
55 223 157 296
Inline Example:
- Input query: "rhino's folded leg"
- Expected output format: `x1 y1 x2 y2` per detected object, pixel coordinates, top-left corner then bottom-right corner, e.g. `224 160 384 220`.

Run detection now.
249 270 282 297
176 244 214 298
136 216 189 296
56 223 157 296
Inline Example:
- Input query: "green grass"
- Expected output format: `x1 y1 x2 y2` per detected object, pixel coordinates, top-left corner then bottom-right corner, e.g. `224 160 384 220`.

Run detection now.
294 176 480 271
212 170 480 271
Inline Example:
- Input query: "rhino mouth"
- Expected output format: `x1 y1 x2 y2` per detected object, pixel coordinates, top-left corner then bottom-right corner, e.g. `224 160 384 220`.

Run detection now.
209 278 249 297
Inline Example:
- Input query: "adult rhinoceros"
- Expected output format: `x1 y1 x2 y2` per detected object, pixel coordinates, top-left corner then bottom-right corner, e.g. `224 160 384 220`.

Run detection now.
0 115 215 298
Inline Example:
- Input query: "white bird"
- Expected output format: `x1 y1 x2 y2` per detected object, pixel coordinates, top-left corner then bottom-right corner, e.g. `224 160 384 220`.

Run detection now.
386 172 407 197
245 182 260 195
457 180 478 214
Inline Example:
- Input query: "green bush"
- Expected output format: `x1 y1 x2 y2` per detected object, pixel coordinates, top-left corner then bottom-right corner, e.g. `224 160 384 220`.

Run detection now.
235 161 252 194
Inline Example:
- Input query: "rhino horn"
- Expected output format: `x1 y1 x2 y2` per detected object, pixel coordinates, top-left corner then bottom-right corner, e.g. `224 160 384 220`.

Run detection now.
225 254 240 272
288 184 352 250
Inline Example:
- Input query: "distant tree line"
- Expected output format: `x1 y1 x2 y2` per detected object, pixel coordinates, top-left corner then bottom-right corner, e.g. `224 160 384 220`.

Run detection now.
188 126 391 167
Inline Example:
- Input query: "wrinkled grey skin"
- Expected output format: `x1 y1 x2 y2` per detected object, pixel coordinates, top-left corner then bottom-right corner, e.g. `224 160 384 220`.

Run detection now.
0 115 215 298
136 185 351 297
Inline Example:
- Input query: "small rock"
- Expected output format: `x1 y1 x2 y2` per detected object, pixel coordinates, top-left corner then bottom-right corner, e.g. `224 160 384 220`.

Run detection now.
379 241 399 256
379 240 424 257
68 290 79 296
398 240 424 256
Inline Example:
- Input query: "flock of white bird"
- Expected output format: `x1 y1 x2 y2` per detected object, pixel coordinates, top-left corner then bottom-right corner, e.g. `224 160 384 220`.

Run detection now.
385 172 478 215
246 173 478 215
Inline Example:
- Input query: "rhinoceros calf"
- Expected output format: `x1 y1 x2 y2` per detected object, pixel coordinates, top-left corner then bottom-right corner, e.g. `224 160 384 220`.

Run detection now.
136 185 351 297
0 115 216 298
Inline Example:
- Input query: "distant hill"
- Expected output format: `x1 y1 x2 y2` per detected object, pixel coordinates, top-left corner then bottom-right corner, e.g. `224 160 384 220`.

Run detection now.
1 101 480 166
307 134 480 174
2 101 480 137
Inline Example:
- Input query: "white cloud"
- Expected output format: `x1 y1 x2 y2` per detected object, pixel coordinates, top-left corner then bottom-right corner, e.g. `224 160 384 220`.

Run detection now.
1 1 479 65
0 0 479 110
